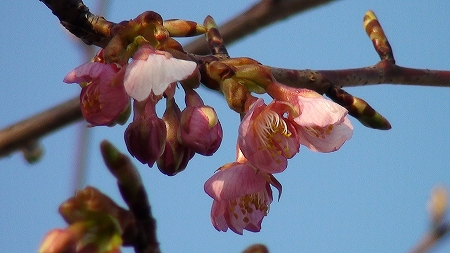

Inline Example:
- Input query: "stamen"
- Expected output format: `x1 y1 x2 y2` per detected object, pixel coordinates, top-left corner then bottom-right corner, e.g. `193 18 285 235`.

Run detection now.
230 191 270 225
254 111 291 148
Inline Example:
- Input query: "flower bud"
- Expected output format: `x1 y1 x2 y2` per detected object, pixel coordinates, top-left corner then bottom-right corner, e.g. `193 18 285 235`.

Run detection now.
178 89 223 156
39 229 76 253
428 185 448 225
179 106 222 156
124 99 166 166
157 98 195 175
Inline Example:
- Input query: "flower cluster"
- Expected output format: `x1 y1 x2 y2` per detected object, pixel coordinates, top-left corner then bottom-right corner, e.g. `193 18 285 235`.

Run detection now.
62 10 354 237
64 12 223 176
204 84 353 234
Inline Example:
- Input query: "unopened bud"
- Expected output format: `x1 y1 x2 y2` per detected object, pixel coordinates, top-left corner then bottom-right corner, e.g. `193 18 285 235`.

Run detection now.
428 185 448 225
39 229 76 253
124 100 166 166
179 106 222 156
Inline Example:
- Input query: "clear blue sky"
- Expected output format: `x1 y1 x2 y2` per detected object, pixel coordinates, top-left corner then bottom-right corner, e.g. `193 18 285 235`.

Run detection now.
1 1 449 252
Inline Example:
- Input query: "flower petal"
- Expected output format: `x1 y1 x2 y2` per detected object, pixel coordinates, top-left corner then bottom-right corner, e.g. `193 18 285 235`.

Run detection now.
63 62 116 84
298 116 353 152
293 92 348 127
204 163 266 201
124 46 197 101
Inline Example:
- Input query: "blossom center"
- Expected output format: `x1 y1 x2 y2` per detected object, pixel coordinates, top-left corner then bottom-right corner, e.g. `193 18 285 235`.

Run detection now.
228 192 269 223
254 111 291 149
82 87 102 113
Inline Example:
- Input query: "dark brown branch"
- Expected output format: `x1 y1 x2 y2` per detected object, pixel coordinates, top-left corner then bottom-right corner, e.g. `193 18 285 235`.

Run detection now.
41 0 335 52
40 0 114 47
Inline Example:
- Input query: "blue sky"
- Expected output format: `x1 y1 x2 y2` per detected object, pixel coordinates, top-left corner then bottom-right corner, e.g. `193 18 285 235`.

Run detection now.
1 1 449 252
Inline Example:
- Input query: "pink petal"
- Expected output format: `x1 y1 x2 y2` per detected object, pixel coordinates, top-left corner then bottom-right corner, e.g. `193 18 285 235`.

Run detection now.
204 163 266 201
124 49 197 101
298 117 353 152
295 97 347 127
210 200 229 232
63 62 115 84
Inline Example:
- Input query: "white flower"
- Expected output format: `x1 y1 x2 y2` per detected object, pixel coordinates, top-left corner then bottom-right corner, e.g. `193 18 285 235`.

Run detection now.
124 44 197 101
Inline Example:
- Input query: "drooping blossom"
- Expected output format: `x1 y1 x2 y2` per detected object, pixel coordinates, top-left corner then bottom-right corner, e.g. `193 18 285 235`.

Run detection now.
238 98 300 174
124 98 167 166
123 44 197 101
64 62 130 126
204 151 281 234
178 89 223 156
266 83 353 152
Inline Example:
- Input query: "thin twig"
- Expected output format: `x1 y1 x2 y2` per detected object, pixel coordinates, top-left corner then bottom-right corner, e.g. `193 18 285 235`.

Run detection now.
409 222 450 253
101 141 160 253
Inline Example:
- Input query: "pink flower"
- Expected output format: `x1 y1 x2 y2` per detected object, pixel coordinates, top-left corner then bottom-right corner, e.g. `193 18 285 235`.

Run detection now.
178 89 223 156
238 98 300 174
266 83 353 152
124 99 167 166
64 62 130 126
123 44 197 101
204 153 282 234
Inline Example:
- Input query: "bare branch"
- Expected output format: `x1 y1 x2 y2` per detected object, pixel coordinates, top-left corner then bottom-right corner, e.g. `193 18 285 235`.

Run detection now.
0 97 81 158
409 222 450 253
40 0 114 47
270 62 450 93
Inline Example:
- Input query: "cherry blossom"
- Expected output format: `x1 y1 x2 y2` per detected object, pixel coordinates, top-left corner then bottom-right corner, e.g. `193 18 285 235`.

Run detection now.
64 62 130 126
204 151 281 234
123 44 197 101
238 98 300 173
266 83 353 152
178 89 223 156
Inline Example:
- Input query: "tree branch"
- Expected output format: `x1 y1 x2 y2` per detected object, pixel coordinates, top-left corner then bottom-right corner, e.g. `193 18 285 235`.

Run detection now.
39 0 114 47
270 62 450 94
0 97 81 158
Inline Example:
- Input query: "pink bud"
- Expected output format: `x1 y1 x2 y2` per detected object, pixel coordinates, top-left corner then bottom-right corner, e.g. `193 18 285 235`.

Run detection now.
178 89 222 156
124 99 166 166
39 229 76 253
157 98 195 176
179 106 222 156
